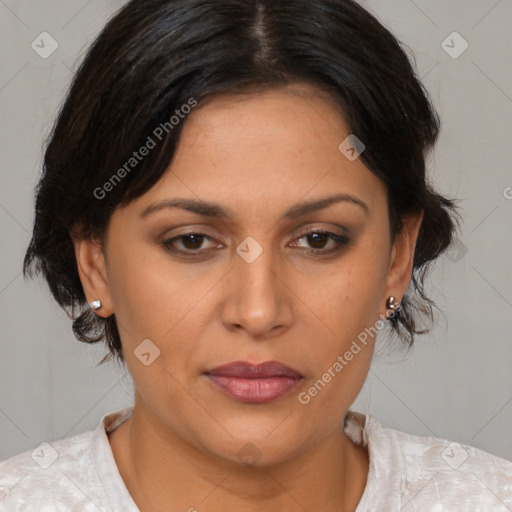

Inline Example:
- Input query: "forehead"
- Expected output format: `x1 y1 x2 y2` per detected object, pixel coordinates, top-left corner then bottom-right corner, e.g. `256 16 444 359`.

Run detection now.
182 82 347 148
120 83 388 224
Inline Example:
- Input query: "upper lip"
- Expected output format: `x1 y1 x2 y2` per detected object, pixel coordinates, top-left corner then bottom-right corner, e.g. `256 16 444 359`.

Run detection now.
204 360 303 378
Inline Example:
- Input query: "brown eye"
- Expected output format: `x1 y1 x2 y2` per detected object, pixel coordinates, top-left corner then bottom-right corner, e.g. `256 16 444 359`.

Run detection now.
293 230 350 255
179 234 207 250
161 229 350 259
162 232 218 257
305 232 330 249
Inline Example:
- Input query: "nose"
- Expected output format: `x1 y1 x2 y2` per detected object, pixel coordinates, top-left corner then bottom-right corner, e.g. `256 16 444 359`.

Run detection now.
221 241 293 339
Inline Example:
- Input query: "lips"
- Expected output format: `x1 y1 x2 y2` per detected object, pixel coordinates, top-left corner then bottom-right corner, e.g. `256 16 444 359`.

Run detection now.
204 360 302 378
203 360 303 403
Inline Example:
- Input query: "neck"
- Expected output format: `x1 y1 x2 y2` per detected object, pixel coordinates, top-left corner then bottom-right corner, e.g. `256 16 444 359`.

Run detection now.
108 405 369 512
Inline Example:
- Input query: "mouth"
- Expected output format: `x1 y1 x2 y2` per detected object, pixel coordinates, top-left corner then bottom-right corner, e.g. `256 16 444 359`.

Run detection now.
203 360 303 404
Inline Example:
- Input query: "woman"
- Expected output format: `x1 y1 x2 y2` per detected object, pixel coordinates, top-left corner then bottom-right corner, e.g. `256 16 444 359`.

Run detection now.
1 0 511 510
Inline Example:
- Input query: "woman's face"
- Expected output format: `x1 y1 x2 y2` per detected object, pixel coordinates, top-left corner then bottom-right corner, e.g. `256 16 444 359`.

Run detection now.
74 82 422 466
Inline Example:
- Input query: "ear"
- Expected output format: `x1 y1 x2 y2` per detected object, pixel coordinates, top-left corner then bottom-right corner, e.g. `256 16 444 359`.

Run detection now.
382 210 424 315
70 230 113 317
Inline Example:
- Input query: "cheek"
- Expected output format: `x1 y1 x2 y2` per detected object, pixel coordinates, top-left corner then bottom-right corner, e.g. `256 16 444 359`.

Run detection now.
296 336 374 429
295 249 388 398
106 239 217 372
297 289 378 420
308 250 388 334
104 238 181 348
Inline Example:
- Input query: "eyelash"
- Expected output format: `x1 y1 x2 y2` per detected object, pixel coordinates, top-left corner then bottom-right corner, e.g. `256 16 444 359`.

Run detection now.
161 229 350 259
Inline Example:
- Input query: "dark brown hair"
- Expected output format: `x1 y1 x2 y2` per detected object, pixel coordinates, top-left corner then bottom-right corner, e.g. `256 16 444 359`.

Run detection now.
23 0 460 366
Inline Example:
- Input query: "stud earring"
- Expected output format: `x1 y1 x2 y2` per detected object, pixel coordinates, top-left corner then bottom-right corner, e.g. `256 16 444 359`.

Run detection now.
385 296 401 312
90 299 102 310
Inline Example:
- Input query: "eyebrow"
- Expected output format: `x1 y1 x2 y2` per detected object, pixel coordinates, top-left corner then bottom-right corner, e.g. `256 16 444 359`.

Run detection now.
140 193 369 220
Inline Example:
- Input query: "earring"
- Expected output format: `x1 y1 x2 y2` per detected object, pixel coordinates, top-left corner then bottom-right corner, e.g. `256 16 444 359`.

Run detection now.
90 299 102 310
385 296 401 312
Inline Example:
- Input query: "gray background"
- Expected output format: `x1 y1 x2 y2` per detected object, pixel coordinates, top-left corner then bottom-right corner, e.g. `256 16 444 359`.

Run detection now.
1 0 511 463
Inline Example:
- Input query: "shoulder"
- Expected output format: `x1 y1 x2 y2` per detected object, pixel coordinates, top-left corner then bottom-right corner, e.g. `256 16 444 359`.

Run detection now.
0 407 135 511
0 407 136 511
373 416 512 510
0 428 109 510
360 413 512 510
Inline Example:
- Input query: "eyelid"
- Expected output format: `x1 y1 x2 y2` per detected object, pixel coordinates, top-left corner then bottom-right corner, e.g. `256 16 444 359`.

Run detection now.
161 224 351 258
162 231 221 250
162 223 348 245
293 224 348 238
290 227 350 253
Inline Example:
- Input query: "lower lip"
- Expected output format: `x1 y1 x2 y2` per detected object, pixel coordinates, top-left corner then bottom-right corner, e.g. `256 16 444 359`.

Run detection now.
205 375 303 403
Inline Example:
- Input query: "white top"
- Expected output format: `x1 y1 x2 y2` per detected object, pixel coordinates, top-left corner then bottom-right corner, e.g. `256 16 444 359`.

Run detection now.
0 407 511 511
